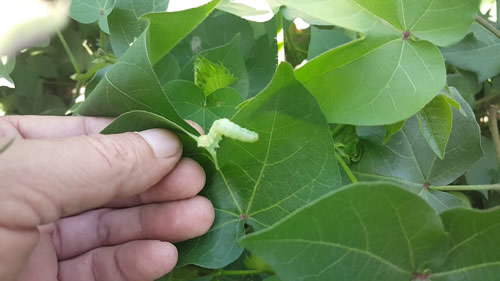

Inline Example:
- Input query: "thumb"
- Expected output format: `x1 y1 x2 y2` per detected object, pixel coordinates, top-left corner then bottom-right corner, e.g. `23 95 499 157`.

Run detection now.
0 129 182 228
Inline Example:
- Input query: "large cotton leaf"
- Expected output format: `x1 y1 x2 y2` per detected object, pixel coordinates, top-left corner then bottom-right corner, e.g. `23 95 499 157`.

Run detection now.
241 182 449 281
279 0 479 125
177 63 341 268
351 88 482 212
442 22 500 82
433 207 500 280
77 0 221 135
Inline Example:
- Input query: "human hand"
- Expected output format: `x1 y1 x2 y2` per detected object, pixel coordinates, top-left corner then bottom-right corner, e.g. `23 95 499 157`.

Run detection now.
0 116 214 281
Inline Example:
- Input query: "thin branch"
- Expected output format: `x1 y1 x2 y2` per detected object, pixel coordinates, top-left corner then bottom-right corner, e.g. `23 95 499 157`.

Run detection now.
335 152 358 183
488 105 500 170
430 184 500 191
57 30 81 75
211 269 265 277
476 16 500 39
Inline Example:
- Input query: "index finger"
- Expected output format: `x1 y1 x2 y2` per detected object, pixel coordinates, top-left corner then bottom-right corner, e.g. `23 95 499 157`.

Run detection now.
0 115 112 139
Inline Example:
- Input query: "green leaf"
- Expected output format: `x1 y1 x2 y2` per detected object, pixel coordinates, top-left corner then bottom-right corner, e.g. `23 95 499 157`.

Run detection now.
466 137 500 185
155 54 180 85
77 0 221 135
443 22 500 82
177 63 341 268
108 0 170 57
433 207 500 280
447 70 481 106
384 120 406 144
170 11 254 67
241 182 449 281
246 34 277 98
351 89 482 212
179 34 249 98
279 0 479 125
0 56 15 88
70 0 116 33
417 95 453 159
307 26 352 60
164 80 243 132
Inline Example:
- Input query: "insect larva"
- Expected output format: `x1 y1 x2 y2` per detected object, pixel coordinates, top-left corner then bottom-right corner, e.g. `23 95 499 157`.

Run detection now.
197 118 259 152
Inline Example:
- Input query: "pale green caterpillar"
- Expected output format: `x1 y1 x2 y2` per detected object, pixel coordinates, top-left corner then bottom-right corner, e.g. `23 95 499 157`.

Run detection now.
197 118 259 155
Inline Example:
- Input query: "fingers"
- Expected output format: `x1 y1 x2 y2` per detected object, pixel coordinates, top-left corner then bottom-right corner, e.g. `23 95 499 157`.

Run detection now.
106 158 206 208
0 115 112 139
0 129 182 229
50 196 214 260
58 240 178 281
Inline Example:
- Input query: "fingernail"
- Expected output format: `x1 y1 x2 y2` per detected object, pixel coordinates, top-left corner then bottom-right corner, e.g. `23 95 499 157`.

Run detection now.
137 129 181 158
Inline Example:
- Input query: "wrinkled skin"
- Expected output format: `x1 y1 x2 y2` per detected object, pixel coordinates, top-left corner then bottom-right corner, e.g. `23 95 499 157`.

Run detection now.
0 116 214 281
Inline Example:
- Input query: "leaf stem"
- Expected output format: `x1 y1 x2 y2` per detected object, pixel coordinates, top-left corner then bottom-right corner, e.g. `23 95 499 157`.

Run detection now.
475 15 500 39
335 152 358 183
57 30 81 75
211 269 264 277
331 124 348 139
100 30 106 49
430 184 500 191
488 105 500 170
275 9 285 63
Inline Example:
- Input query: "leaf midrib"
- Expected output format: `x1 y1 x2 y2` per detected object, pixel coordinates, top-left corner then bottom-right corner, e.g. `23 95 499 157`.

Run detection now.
260 239 411 275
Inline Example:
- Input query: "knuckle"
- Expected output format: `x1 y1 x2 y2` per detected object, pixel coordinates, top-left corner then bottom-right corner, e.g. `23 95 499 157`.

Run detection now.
86 133 146 189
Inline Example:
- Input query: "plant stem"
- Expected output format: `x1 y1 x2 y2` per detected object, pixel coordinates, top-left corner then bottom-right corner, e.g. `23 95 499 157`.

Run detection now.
331 124 348 139
476 16 500 39
57 30 81 75
488 105 500 170
100 30 106 49
211 269 264 277
430 184 500 191
275 9 285 63
335 152 358 183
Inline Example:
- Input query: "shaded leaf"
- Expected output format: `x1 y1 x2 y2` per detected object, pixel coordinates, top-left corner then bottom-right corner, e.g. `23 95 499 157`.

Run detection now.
466 137 500 185
108 0 169 57
307 26 352 60
246 34 277 98
241 182 449 281
447 69 481 106
351 89 481 212
384 120 406 144
170 11 254 67
443 22 500 82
